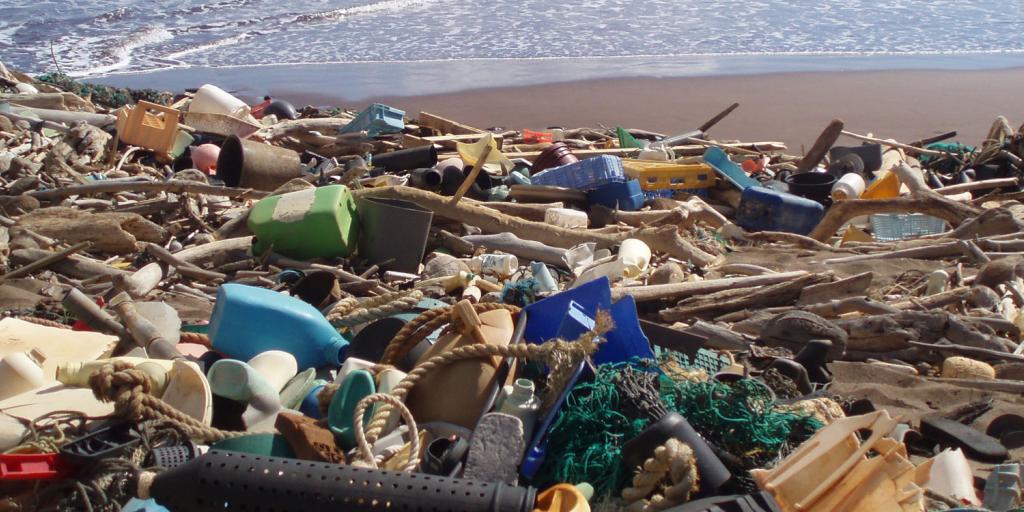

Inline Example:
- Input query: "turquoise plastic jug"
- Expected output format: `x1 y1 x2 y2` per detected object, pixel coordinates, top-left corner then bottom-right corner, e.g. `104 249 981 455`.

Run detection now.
208 284 349 370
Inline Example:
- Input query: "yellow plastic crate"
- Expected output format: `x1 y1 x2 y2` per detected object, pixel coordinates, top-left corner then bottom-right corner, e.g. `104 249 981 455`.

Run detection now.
621 159 716 191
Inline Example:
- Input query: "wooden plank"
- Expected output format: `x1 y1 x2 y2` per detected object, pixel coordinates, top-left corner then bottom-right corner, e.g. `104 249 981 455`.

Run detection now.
441 142 787 163
403 132 503 151
418 112 484 135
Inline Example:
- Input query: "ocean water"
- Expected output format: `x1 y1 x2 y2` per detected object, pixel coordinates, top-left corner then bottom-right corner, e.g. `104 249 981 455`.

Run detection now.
2 0 1024 97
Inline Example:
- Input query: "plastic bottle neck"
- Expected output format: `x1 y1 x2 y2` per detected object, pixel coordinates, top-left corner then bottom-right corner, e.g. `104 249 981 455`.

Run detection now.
509 378 535 402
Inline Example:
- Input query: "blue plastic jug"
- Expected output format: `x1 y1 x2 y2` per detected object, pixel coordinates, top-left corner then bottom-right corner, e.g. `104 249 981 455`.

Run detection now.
735 186 825 235
208 284 349 370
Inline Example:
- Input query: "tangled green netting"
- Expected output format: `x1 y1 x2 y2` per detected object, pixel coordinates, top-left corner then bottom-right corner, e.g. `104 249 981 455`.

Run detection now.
35 73 171 109
534 360 821 498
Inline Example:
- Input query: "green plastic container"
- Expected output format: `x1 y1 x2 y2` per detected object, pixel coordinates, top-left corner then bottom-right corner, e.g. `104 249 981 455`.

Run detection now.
248 185 360 260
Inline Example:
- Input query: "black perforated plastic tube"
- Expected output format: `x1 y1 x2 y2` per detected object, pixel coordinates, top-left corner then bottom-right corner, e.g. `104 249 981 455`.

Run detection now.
146 449 537 512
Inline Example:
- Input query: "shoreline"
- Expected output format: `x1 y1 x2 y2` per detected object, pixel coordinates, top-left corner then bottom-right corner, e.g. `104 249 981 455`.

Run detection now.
84 52 1024 102
84 60 1024 150
344 68 1024 150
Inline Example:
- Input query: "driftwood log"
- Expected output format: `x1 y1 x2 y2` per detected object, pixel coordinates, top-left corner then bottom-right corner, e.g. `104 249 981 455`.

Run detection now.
16 207 168 253
660 272 831 322
836 310 1015 353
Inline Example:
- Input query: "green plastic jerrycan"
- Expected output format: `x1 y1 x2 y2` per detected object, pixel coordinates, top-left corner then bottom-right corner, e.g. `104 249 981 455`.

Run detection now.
248 184 360 260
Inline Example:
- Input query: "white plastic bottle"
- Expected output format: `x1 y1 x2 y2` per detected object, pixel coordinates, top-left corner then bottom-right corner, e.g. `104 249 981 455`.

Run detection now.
495 378 541 444
831 173 866 201
544 208 588 229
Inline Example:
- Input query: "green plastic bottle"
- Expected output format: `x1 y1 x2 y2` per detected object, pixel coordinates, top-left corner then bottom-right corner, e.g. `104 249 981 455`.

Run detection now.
248 185 360 260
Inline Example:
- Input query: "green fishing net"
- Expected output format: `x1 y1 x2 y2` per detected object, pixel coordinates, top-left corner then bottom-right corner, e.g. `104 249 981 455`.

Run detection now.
35 73 171 109
534 359 821 498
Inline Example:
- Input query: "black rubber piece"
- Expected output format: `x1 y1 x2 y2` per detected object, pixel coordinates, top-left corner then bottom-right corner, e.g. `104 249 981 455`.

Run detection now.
264 100 298 121
829 144 883 174
919 416 1008 463
845 398 875 416
621 412 732 496
372 146 438 173
793 340 832 384
1001 431 1024 450
986 414 1024 439
149 449 537 512
764 359 812 395
664 491 781 512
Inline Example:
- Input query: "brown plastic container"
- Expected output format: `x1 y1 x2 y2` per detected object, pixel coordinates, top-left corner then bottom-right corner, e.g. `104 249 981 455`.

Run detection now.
531 142 578 174
216 135 304 191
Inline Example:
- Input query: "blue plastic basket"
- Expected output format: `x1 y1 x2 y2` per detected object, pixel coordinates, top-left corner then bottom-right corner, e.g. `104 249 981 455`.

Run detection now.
642 188 710 199
870 213 947 241
530 155 625 190
339 103 405 137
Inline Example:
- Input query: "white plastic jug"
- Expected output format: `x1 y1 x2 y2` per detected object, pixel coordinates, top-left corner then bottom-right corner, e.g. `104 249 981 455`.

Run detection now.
617 238 652 278
545 208 588 229
189 84 250 118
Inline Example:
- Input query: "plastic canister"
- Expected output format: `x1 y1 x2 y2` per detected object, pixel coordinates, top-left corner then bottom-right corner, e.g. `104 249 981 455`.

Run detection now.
617 239 651 278
831 173 866 201
248 185 360 260
544 208 588 229
470 254 519 276
735 186 825 235
208 283 349 370
189 84 250 118
0 349 47 400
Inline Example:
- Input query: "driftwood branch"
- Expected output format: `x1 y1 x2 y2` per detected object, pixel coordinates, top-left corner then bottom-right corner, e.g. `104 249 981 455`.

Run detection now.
352 186 721 267
809 162 983 242
28 180 270 201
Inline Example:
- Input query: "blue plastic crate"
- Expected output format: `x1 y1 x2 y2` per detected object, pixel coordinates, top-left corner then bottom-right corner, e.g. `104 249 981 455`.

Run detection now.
339 103 405 137
530 155 625 191
587 179 644 211
641 188 710 199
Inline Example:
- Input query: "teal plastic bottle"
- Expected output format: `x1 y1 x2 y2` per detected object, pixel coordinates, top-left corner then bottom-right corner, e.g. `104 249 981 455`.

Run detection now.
208 283 349 370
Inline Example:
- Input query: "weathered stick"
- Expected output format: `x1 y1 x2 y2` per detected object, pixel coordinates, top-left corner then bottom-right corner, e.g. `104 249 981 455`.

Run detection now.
840 130 947 156
909 340 1024 363
797 272 873 305
172 236 253 267
461 232 569 268
1 241 92 283
809 162 983 241
936 178 1018 196
28 180 269 201
660 272 830 321
611 271 808 303
796 119 844 173
673 321 755 351
480 201 563 223
113 262 164 298
146 243 227 282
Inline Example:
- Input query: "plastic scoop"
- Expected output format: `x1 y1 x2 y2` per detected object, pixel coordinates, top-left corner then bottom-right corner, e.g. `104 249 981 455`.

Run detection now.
457 133 514 173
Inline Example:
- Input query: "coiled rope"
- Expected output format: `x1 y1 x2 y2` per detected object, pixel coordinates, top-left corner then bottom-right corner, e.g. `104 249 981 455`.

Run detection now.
326 289 424 328
621 438 699 511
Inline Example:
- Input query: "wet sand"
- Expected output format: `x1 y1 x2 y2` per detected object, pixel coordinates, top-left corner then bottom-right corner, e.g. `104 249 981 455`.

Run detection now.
347 68 1024 150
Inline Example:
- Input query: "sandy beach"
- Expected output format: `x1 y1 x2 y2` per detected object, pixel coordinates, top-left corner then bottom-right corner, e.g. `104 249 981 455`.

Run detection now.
351 68 1024 150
